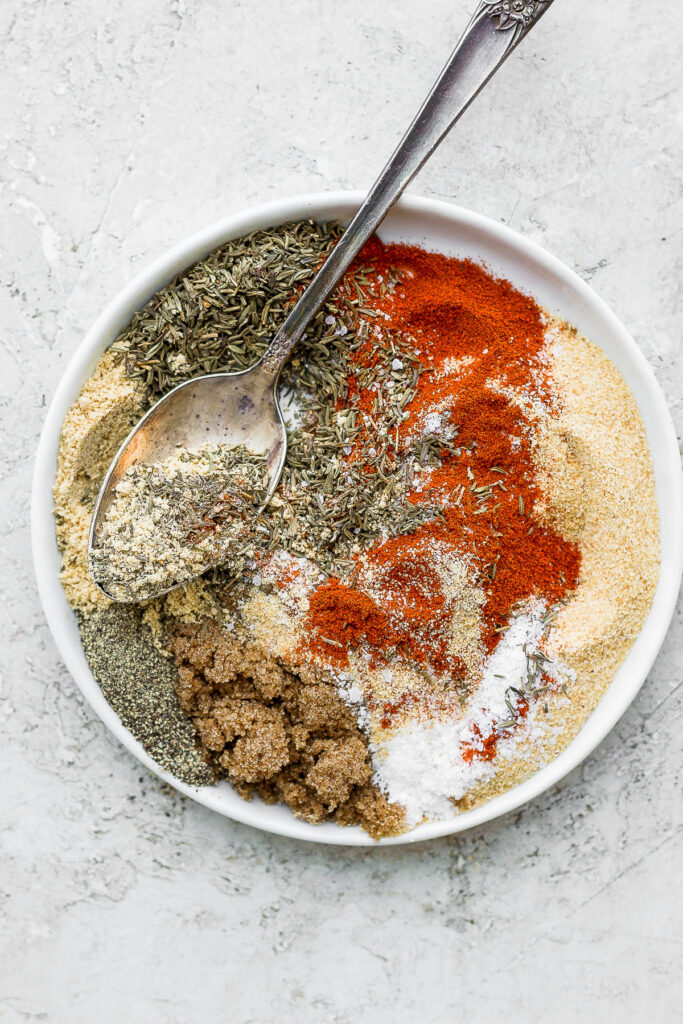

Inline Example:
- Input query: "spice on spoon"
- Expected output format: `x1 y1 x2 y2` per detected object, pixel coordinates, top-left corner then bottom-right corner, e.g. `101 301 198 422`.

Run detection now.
90 443 269 601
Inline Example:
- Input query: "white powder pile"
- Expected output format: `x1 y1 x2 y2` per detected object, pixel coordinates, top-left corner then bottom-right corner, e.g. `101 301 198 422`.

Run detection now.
372 604 574 825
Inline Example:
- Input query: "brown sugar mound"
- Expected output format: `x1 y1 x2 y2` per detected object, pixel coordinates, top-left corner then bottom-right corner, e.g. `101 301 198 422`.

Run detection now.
168 620 406 840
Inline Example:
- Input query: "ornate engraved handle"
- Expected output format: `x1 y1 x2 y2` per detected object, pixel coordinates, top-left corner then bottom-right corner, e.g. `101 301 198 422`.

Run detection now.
477 1 553 44
260 0 555 378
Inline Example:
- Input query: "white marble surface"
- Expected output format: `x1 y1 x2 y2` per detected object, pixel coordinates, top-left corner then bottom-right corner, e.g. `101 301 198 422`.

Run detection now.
2 0 682 1020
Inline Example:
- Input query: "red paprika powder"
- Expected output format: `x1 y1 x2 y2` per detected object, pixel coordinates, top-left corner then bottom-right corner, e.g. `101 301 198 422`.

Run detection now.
306 238 580 681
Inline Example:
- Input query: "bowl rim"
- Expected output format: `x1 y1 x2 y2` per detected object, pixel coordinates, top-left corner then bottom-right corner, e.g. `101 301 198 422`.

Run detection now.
32 190 683 846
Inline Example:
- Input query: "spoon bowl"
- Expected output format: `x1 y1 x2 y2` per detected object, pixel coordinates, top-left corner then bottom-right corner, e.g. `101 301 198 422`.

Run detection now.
88 362 286 600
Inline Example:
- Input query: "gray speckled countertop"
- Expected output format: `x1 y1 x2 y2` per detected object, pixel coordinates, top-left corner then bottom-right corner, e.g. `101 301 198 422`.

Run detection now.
2 1 682 1020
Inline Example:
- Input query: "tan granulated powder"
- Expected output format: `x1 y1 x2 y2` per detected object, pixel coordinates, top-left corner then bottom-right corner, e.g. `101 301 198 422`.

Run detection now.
54 352 144 613
168 620 407 839
540 320 659 667
54 352 144 509
142 578 225 640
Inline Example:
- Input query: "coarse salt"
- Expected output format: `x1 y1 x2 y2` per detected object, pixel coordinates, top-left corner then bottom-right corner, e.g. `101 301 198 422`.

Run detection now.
423 411 442 434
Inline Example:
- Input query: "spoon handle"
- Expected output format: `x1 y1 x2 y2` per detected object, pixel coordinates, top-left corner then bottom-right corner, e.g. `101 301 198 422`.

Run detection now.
260 0 554 377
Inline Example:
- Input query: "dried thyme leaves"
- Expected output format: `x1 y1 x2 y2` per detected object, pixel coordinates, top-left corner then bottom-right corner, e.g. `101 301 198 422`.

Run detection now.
113 221 346 398
273 326 444 576
112 221 449 581
90 443 270 601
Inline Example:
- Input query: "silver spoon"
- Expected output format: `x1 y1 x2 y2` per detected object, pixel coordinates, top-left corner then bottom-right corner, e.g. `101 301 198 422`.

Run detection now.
90 0 554 601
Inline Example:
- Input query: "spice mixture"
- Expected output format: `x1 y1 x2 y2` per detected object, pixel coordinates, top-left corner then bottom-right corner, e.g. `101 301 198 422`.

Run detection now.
90 443 269 601
54 220 660 837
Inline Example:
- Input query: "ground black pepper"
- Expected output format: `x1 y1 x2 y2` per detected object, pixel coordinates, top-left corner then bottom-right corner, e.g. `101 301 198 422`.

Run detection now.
78 605 215 786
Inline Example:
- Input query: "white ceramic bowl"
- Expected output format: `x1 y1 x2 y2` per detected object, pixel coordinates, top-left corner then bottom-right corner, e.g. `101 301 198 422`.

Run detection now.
32 192 683 845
